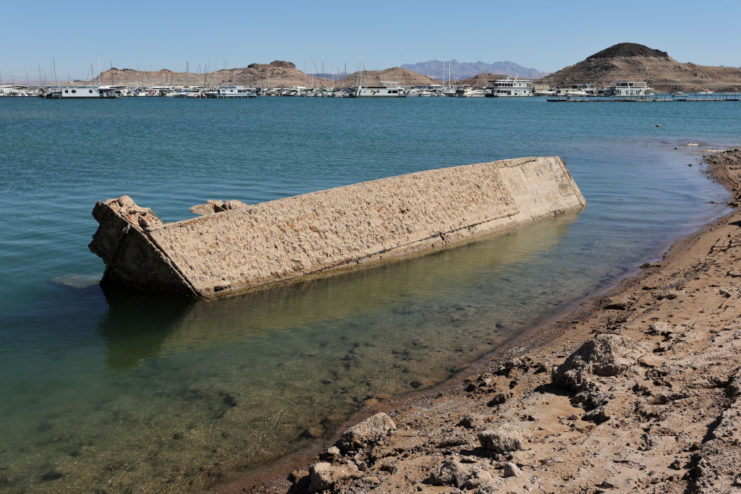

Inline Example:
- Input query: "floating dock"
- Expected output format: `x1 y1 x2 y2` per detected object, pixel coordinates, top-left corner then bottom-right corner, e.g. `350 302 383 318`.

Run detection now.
89 157 586 299
547 94 741 103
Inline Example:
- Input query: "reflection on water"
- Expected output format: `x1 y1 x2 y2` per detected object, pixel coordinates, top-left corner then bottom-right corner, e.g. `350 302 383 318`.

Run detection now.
148 213 575 358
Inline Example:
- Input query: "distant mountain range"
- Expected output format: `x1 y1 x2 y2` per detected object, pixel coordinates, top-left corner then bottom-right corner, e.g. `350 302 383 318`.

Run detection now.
401 60 549 80
88 45 741 92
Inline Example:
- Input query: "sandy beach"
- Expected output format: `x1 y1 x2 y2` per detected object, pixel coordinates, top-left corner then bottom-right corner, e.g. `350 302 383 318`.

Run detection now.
222 148 741 494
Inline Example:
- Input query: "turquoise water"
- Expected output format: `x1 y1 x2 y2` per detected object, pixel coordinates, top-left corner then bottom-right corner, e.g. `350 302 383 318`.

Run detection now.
0 98 738 493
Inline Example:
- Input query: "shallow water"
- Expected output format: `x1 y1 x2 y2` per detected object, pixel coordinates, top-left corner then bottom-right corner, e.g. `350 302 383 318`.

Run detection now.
0 97 737 492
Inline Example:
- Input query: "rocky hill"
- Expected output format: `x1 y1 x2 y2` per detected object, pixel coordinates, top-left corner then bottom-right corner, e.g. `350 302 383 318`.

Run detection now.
337 67 440 88
94 61 330 88
542 43 741 92
403 60 548 80
452 73 510 88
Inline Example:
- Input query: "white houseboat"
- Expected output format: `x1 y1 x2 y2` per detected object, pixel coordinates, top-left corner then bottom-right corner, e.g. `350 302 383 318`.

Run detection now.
211 86 257 98
604 81 651 97
353 85 406 97
488 78 534 97
48 86 101 99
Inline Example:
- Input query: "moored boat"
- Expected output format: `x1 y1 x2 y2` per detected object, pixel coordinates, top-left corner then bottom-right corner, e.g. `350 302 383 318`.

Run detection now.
488 78 534 97
353 85 406 97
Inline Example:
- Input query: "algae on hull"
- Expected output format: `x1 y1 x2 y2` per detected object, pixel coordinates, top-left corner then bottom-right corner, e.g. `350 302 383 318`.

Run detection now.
89 156 586 299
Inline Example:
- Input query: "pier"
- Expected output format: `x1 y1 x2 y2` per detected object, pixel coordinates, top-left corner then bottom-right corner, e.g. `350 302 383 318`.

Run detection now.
547 94 741 103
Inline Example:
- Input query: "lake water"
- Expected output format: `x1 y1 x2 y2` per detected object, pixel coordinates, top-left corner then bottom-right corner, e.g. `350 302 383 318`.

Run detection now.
0 97 738 493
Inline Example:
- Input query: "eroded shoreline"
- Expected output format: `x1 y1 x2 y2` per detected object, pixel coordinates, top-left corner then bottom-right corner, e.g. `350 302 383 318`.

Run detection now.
221 148 740 494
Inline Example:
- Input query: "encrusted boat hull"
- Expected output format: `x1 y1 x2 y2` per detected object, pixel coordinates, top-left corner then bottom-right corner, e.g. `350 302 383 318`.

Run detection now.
89 157 586 299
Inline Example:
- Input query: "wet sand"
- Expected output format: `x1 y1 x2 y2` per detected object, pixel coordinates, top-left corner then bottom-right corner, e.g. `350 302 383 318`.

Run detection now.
215 149 741 494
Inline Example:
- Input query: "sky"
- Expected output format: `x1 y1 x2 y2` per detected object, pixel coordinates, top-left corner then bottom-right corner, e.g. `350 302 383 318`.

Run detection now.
2 0 740 82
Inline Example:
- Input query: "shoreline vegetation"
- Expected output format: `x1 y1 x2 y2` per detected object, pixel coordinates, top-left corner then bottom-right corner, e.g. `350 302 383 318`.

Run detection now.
225 148 741 493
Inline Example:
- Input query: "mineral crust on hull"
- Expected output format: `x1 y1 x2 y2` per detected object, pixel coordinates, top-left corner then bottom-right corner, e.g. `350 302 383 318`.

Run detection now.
89 157 586 299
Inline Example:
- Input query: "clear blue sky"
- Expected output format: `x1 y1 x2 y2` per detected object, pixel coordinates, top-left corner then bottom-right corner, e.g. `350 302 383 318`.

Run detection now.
2 0 740 82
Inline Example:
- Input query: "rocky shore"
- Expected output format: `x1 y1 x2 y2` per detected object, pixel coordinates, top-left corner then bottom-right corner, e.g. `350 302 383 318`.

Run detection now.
222 149 740 494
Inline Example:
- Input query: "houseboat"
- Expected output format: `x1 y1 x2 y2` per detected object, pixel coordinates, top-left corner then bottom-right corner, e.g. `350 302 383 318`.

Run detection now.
604 81 651 97
210 86 257 98
41 86 102 99
353 85 406 97
488 78 534 97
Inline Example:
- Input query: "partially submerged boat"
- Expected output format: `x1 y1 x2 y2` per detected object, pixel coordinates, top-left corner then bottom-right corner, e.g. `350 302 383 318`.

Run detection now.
89 157 586 299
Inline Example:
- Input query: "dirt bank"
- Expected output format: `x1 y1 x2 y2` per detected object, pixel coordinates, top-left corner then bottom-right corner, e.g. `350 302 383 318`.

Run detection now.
220 149 741 494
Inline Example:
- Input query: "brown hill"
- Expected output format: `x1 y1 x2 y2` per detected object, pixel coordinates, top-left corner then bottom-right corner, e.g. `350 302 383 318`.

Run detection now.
93 61 330 88
452 73 510 87
338 67 440 88
542 43 741 92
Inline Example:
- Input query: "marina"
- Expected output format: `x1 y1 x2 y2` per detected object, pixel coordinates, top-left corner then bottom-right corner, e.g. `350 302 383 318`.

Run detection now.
2 81 739 102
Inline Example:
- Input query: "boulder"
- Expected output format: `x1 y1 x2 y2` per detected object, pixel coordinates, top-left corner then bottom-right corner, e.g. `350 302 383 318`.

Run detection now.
503 461 522 478
337 412 396 453
553 334 646 389
429 460 492 488
307 461 360 492
478 425 524 453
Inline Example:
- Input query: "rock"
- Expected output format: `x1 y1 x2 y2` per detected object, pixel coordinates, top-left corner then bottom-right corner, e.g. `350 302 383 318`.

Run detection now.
429 460 462 486
582 407 610 424
299 425 324 439
646 321 672 336
478 425 524 453
491 358 525 377
429 460 492 488
308 461 360 492
573 381 609 410
337 412 396 453
288 468 310 483
464 467 494 488
40 470 63 481
270 60 296 69
459 413 484 429
486 392 509 407
319 446 341 462
552 334 647 389
728 370 741 398
436 430 471 448
503 461 522 478
476 478 507 493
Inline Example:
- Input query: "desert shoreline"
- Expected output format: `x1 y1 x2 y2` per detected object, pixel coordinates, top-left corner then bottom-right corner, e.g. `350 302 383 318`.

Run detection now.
215 148 740 494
